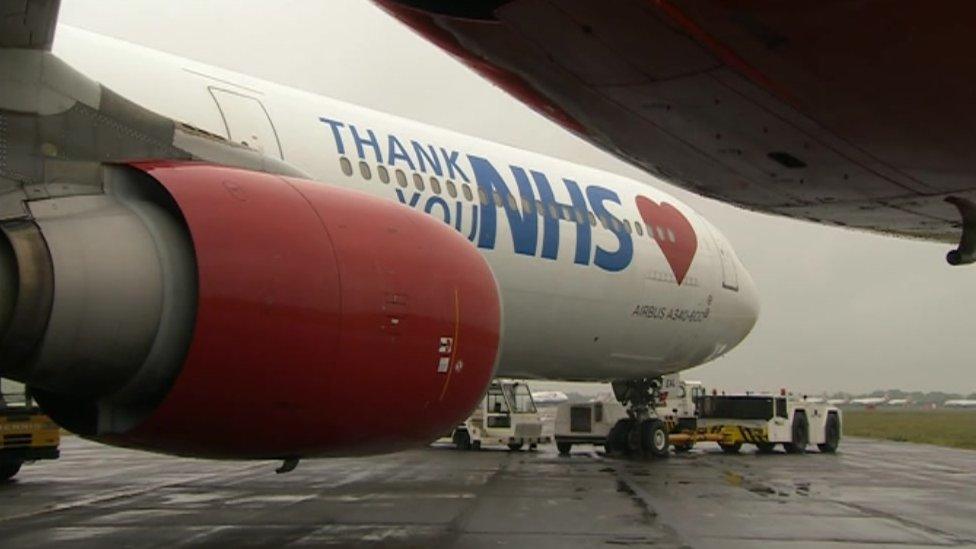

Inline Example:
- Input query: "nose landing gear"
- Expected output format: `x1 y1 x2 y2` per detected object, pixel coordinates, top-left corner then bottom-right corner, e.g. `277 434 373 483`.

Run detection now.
606 378 670 459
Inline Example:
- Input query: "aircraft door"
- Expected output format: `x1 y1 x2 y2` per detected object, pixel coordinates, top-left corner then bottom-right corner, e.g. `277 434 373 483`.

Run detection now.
707 226 739 291
209 87 283 159
718 245 738 291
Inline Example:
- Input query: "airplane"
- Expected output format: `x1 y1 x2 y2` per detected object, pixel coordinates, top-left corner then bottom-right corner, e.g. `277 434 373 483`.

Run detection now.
375 2 976 265
0 2 757 463
850 396 888 407
886 399 911 407
826 399 848 406
943 400 976 408
531 391 569 406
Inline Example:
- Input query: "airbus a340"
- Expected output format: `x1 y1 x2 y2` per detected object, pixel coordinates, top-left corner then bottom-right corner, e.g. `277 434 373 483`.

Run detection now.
0 1 757 462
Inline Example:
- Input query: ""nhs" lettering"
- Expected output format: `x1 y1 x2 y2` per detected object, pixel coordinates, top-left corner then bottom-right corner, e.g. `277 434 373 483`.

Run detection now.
320 117 633 272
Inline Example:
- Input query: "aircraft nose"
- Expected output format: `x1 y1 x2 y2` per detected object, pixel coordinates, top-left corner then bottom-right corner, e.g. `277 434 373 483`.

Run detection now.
693 220 761 362
708 225 760 352
732 262 760 343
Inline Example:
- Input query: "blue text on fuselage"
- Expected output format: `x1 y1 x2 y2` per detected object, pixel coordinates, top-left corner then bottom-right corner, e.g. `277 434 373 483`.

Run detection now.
320 117 633 272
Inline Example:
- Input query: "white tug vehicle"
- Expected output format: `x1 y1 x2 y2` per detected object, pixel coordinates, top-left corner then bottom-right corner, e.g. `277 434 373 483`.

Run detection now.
555 376 841 457
441 380 549 451
691 390 842 455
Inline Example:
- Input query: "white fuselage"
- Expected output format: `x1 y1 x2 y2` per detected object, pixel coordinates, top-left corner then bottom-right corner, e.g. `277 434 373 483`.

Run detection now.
53 26 759 382
851 398 888 406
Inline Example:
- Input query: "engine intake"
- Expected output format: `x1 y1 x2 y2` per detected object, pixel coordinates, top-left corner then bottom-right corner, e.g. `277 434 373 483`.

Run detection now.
0 162 501 458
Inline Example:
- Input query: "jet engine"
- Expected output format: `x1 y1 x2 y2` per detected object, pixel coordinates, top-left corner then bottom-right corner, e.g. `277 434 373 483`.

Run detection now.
0 162 501 459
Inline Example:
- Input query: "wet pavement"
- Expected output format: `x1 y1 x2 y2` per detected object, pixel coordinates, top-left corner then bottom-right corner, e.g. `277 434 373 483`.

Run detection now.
0 436 974 547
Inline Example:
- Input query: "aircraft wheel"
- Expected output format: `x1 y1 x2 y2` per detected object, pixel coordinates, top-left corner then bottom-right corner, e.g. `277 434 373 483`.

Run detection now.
719 442 743 454
641 419 670 458
0 461 22 482
507 441 524 451
607 418 635 456
784 412 810 454
471 440 481 451
557 442 573 455
817 413 841 453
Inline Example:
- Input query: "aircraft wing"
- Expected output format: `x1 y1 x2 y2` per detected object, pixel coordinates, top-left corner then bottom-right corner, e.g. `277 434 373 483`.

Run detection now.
1 0 59 49
374 1 976 249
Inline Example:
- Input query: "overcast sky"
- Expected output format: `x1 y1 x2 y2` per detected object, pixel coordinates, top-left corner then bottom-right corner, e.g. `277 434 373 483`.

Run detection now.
58 0 976 395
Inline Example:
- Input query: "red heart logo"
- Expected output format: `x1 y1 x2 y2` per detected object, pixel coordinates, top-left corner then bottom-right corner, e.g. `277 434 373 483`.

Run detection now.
635 197 698 285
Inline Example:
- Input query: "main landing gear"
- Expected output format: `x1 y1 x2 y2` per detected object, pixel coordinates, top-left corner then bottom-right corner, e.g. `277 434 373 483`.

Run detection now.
606 378 669 459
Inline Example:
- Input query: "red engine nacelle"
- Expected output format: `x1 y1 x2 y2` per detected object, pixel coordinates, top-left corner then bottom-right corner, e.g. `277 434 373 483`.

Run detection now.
0 162 500 459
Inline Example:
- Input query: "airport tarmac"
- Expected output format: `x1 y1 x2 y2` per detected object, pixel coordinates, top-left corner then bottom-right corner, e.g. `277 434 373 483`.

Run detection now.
0 436 974 548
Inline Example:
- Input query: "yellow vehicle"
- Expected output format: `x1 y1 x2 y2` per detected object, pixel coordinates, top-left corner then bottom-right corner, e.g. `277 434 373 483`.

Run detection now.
680 393 842 454
0 384 60 481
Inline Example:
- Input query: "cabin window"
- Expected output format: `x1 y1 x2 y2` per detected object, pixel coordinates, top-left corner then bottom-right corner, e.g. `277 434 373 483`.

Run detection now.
377 165 390 184
667 228 676 243
395 169 408 188
635 221 644 236
623 219 633 234
536 201 546 216
478 188 489 205
359 161 371 180
612 218 622 232
430 177 442 195
520 197 534 214
446 180 458 198
493 191 504 208
462 184 473 202
588 212 597 227
506 194 518 210
775 398 788 419
339 157 353 176
548 204 559 219
413 173 425 191
574 210 585 224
